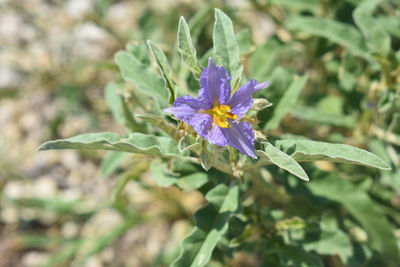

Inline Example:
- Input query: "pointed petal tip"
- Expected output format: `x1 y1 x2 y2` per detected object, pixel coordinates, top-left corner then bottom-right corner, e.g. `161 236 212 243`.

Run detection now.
163 107 174 113
255 81 270 91
208 57 215 67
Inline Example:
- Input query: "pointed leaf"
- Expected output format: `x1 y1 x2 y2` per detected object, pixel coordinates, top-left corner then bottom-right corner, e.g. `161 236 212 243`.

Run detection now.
257 142 309 181
178 16 203 79
147 40 177 105
274 139 391 170
172 184 240 267
38 132 187 159
213 9 243 86
115 51 169 109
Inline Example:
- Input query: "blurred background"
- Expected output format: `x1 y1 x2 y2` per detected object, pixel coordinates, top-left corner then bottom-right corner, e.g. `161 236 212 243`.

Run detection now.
1 0 399 266
0 1 213 266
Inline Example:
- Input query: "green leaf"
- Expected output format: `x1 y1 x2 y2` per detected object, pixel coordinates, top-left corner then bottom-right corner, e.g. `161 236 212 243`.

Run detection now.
353 0 390 55
376 15 400 38
179 134 201 153
286 16 369 58
264 76 308 131
104 81 144 131
274 139 391 170
307 174 399 263
127 43 151 65
136 113 180 142
178 16 203 79
200 140 212 171
115 51 169 109
303 218 353 263
213 8 243 86
257 142 309 181
112 161 149 202
104 82 126 126
150 161 208 190
38 132 186 159
100 151 128 177
172 184 241 267
147 40 177 105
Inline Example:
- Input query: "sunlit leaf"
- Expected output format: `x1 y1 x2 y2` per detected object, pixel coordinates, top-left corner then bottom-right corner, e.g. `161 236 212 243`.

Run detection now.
147 40 177 105
213 8 243 86
115 51 169 109
38 132 187 159
178 16 203 79
257 142 309 181
275 139 391 170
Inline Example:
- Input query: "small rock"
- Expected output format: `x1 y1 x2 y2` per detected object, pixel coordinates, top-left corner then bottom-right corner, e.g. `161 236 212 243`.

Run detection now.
65 0 93 20
21 251 49 267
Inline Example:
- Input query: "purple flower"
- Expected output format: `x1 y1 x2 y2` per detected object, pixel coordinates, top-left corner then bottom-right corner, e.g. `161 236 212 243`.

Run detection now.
164 58 269 158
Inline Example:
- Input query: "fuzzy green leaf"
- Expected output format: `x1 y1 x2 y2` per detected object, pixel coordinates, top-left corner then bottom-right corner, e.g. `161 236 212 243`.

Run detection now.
275 139 391 170
257 142 309 181
38 132 186 159
147 40 177 105
115 51 169 109
213 9 243 86
178 16 203 79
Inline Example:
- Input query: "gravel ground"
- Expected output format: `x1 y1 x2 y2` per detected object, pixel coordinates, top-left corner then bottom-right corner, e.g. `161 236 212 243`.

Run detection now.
0 1 205 266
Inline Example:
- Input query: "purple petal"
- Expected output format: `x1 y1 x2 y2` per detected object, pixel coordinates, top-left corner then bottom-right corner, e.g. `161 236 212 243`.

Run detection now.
199 58 231 105
228 79 270 119
191 113 213 139
221 121 256 158
196 88 213 109
207 125 227 146
163 95 213 138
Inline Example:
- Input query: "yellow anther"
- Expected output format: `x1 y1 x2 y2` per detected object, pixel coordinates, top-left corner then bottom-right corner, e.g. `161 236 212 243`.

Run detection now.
220 105 231 112
204 103 237 128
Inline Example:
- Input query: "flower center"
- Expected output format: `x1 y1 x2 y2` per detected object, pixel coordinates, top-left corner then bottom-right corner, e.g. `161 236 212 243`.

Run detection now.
205 104 238 128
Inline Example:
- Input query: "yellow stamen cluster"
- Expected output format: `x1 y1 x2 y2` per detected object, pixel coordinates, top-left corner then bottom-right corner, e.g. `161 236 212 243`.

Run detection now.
204 104 238 128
